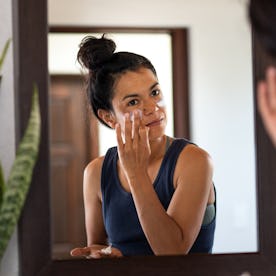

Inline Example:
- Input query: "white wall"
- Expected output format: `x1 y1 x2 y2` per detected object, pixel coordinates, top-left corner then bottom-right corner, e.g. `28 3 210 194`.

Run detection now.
48 0 256 253
0 0 18 275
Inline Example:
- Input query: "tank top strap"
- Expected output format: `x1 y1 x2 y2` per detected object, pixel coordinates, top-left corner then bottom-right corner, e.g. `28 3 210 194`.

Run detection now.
154 138 192 199
161 138 193 172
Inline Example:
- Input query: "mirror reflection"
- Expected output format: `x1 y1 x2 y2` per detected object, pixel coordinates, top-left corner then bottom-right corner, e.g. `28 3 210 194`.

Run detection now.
49 32 175 258
48 0 257 260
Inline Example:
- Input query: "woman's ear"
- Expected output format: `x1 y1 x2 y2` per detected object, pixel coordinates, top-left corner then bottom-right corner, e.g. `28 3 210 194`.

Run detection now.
97 109 116 129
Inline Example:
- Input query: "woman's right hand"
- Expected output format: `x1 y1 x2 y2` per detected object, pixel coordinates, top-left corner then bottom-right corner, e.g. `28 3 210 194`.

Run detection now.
115 111 151 183
70 245 123 259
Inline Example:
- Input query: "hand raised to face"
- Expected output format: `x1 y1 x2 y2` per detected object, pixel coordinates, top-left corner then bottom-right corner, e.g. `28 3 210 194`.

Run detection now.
115 110 151 183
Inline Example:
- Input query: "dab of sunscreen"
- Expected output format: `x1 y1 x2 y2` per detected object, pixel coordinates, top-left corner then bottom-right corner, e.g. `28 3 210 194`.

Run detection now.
129 109 143 122
100 244 112 255
157 98 166 108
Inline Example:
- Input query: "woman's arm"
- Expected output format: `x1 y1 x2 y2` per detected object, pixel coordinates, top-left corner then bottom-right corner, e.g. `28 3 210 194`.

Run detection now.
130 146 213 255
83 158 107 246
116 113 213 255
71 158 123 258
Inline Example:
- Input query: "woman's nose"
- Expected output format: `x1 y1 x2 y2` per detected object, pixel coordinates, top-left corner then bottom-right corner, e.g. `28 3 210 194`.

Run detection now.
143 100 158 115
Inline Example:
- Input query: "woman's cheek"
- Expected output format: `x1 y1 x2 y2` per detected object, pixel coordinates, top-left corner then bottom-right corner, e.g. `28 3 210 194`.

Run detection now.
129 109 143 122
157 98 166 108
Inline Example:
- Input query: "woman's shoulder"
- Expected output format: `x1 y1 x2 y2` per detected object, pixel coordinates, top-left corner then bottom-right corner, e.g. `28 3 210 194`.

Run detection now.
173 141 214 189
177 141 213 170
84 145 117 179
83 156 106 199
84 156 105 180
183 142 211 157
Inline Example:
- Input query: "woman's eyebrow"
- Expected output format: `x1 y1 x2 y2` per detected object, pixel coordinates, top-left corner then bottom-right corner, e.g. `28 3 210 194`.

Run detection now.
150 82 159 90
121 93 139 102
121 82 160 102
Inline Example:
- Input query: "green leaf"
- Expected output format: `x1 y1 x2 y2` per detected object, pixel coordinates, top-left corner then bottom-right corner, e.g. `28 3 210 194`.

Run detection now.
0 162 5 209
0 39 11 72
0 84 41 260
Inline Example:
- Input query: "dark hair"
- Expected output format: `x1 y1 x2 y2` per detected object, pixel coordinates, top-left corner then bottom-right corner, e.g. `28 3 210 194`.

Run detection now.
77 34 157 128
249 0 276 57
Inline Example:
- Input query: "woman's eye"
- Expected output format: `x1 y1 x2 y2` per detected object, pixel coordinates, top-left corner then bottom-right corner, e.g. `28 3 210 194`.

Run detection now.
151 89 160 96
128 99 138 106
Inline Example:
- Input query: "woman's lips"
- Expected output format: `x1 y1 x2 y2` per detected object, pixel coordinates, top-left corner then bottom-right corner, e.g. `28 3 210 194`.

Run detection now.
146 118 163 127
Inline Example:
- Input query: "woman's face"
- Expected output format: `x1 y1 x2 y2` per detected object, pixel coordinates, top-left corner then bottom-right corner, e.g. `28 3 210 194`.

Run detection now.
111 67 167 141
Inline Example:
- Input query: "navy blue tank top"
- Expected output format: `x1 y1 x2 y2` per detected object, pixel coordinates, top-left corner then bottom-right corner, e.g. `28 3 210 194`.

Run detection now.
101 138 216 256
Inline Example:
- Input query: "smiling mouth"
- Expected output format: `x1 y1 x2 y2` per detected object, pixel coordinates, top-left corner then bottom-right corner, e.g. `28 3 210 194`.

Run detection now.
146 118 163 127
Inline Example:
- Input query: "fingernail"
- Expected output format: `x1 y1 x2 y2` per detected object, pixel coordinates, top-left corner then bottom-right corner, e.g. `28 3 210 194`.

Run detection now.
129 111 134 121
134 109 142 119
130 110 142 121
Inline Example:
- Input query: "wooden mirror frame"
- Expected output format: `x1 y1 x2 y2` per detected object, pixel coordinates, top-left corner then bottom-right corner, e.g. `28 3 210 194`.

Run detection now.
14 0 276 275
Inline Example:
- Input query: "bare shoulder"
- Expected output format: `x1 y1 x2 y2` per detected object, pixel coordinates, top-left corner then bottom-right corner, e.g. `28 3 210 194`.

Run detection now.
84 156 105 180
174 143 213 186
83 156 105 199
180 143 213 169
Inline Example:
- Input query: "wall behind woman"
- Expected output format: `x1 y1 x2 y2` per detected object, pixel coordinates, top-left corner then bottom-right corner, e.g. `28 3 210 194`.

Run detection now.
48 0 256 253
0 0 18 275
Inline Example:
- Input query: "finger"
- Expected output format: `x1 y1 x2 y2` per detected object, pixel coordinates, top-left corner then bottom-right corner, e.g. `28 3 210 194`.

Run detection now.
112 248 123 257
98 248 123 258
124 113 132 145
139 126 150 148
266 67 276 109
97 252 122 258
115 123 124 151
88 251 102 259
70 247 91 257
132 110 141 144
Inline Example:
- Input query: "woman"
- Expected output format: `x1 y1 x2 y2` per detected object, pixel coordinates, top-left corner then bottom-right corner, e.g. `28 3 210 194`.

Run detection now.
71 35 216 258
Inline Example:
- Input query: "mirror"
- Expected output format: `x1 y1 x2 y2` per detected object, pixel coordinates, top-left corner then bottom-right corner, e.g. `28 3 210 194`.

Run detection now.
47 0 256 258
48 27 256 258
48 30 178 259
15 0 276 275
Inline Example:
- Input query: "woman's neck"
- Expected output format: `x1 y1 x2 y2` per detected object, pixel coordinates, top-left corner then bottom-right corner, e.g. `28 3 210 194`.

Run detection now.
148 135 168 163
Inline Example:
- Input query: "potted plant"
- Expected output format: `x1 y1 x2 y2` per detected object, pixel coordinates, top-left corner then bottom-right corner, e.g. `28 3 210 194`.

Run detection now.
0 39 41 260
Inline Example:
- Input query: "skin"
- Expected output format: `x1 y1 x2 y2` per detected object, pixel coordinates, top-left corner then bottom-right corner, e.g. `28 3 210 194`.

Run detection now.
71 67 215 259
257 66 276 148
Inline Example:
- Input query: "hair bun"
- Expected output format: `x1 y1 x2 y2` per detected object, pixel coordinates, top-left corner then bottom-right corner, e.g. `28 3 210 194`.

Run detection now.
77 34 116 71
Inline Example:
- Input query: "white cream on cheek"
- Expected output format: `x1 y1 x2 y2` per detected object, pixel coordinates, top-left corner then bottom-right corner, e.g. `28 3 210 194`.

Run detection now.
157 98 166 108
129 109 143 122
127 98 165 122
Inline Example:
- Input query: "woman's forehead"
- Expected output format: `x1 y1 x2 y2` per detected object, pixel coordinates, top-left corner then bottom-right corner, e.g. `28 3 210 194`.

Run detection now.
114 68 158 95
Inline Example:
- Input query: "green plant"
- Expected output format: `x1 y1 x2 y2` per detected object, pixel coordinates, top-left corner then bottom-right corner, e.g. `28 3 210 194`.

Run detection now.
0 40 11 210
0 39 41 260
0 163 4 208
0 86 41 260
0 39 11 77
